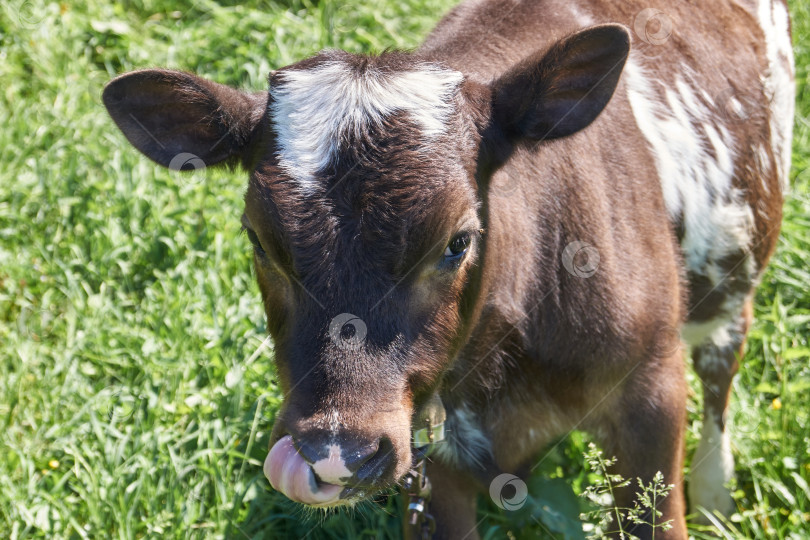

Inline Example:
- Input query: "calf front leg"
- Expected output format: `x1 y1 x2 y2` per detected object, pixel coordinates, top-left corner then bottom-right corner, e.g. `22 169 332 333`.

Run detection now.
594 358 688 539
401 460 480 540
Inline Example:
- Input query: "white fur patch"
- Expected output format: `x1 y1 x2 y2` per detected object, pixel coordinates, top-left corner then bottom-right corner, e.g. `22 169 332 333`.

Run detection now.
682 317 730 349
270 60 463 192
681 290 750 347
757 0 795 190
683 318 736 354
689 411 736 520
567 3 594 25
756 143 773 195
327 409 341 434
624 58 755 282
434 404 492 469
311 444 353 485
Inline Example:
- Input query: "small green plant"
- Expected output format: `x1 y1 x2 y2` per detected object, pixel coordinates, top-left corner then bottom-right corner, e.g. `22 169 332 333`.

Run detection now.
581 443 674 539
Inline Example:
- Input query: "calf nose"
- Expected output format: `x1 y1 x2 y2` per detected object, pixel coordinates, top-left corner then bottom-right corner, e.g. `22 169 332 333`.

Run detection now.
265 433 400 506
296 435 395 485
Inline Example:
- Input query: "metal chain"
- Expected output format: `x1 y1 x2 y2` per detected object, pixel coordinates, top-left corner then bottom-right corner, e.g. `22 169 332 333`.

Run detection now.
403 393 445 540
402 458 435 539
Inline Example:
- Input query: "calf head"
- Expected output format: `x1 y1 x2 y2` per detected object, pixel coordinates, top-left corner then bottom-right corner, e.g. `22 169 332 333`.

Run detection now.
103 25 629 507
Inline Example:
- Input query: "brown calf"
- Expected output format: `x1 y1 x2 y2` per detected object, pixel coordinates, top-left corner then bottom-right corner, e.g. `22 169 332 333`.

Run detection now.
103 0 794 537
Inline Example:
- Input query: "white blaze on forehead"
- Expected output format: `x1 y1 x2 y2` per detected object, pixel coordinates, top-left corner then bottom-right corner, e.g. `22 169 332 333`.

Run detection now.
270 60 464 192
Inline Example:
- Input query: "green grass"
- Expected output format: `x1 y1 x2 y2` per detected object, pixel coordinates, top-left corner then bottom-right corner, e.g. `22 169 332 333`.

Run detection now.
0 0 808 538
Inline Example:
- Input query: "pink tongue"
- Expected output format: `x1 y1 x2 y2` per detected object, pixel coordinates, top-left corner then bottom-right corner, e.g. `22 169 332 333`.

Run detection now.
264 435 343 506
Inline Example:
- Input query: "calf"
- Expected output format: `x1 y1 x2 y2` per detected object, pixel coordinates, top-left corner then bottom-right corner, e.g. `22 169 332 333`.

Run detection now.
102 0 794 537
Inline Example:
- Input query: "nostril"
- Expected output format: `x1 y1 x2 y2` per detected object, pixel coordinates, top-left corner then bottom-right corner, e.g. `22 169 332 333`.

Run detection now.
354 436 396 483
291 438 321 465
343 438 380 471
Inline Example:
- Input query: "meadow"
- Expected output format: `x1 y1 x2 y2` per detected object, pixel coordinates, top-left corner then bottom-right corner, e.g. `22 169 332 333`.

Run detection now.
0 0 808 538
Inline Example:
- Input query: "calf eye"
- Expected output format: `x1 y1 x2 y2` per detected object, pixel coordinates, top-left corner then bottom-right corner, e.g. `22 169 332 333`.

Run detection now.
443 232 471 260
243 227 266 256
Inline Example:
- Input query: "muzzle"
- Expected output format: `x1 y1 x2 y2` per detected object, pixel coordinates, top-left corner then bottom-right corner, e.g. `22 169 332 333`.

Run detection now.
263 394 446 507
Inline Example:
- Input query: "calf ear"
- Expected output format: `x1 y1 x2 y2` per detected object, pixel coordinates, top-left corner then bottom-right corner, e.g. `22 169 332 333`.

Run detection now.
492 24 630 141
102 69 266 169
